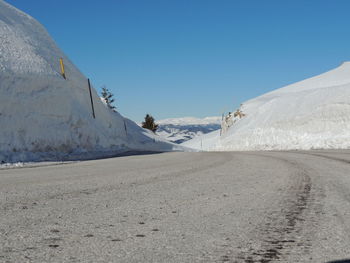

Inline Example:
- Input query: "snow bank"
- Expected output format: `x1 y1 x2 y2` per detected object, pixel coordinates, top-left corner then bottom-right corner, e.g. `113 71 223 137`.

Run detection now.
183 62 350 151
0 0 183 163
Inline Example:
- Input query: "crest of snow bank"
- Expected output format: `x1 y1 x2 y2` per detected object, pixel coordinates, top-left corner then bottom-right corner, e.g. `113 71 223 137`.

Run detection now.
0 1 66 75
0 0 183 163
183 62 350 151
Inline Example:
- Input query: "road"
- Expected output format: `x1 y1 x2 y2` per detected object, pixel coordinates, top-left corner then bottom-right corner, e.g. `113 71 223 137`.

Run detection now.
1 151 350 263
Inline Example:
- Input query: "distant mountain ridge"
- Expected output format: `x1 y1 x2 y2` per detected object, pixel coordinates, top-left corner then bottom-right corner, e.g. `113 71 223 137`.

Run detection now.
156 117 221 144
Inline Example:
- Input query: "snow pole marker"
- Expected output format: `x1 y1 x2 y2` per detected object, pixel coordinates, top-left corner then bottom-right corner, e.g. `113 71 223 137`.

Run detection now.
123 119 128 137
219 107 227 137
59 58 66 79
220 112 224 137
87 78 96 119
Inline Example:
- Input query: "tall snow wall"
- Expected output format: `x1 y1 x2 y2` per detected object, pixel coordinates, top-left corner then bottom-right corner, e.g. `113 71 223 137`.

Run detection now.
0 0 181 162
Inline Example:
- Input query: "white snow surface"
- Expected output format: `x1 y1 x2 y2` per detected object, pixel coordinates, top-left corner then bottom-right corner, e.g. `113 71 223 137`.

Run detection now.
156 116 221 144
0 0 183 163
183 62 350 151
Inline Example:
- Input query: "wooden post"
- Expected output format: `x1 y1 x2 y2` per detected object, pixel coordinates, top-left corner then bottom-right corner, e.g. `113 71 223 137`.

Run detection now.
124 119 128 136
87 78 96 119
59 58 66 79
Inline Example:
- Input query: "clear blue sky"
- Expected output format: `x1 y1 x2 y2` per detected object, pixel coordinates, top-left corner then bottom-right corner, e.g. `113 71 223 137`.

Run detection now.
6 0 350 122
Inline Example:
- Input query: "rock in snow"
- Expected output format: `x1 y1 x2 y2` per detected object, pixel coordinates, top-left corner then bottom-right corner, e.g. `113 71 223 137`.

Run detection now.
183 62 350 151
157 117 221 144
0 0 182 163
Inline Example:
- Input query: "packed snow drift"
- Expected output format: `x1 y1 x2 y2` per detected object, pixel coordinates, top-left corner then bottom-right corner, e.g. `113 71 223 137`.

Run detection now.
183 62 350 151
157 116 221 144
0 0 183 163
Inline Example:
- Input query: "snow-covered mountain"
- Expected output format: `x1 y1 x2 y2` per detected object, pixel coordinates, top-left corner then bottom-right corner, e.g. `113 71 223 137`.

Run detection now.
183 62 350 151
0 0 183 163
157 117 221 144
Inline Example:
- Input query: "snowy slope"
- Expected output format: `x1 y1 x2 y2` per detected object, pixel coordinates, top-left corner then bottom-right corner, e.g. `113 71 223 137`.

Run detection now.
183 62 350 151
157 117 221 144
0 0 183 163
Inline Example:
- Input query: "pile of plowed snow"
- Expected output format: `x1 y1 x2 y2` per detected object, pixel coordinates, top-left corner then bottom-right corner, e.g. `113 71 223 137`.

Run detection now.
0 0 182 163
183 62 350 151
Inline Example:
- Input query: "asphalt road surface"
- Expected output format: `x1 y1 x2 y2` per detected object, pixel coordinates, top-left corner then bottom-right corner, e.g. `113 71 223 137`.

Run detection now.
1 151 350 263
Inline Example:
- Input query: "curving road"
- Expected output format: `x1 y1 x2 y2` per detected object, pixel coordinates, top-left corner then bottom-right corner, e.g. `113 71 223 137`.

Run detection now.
1 151 350 262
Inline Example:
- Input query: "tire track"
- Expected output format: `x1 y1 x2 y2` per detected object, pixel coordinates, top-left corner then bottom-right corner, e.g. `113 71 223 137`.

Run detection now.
291 152 350 165
220 153 318 263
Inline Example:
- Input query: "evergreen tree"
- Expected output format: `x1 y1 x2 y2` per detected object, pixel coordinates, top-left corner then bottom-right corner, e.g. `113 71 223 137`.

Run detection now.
142 114 158 133
101 86 116 111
